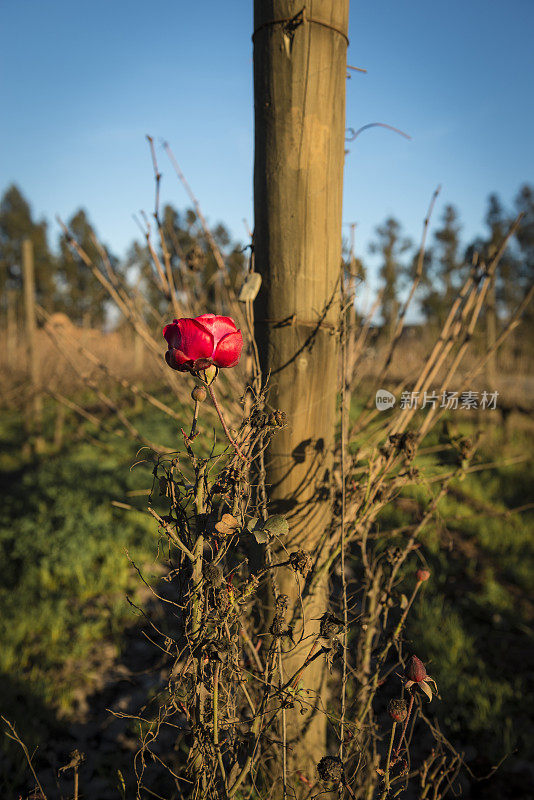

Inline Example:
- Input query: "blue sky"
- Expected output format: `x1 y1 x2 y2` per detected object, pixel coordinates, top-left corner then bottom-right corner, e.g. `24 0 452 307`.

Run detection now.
1 0 533 289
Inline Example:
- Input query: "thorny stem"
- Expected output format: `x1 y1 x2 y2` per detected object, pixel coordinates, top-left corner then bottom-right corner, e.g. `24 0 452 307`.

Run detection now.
357 579 424 727
286 639 323 693
381 722 397 799
192 461 206 642
213 662 228 793
228 649 276 798
206 382 248 462
191 462 206 794
393 692 415 760
189 399 200 439
393 580 423 641
148 508 194 562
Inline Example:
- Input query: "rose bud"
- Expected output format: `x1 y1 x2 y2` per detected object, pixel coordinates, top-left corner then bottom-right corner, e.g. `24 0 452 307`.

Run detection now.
163 314 243 373
405 655 427 683
388 698 408 723
191 386 207 402
416 568 431 583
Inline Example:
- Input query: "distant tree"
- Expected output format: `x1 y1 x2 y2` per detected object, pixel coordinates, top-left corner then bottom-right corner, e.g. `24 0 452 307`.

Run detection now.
123 240 164 317
0 184 56 310
160 204 245 301
342 224 366 284
466 194 522 317
127 204 246 315
57 209 114 327
420 205 465 325
515 184 534 280
161 204 197 270
369 217 411 339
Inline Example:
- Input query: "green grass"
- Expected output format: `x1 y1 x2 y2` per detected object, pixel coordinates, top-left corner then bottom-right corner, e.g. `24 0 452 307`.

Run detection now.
375 420 534 762
0 402 170 712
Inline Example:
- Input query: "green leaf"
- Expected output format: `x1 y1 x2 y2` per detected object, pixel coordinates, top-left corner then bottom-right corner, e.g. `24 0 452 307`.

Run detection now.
253 530 270 544
263 515 289 538
246 517 261 533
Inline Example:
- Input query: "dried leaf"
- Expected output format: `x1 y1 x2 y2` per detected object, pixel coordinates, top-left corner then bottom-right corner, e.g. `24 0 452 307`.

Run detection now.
220 513 238 529
239 272 262 302
215 513 239 537
419 680 433 702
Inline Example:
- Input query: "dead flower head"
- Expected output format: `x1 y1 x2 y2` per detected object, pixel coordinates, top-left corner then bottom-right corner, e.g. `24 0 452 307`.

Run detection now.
319 612 344 639
204 562 224 587
404 655 438 702
317 755 344 783
289 549 313 579
388 698 408 723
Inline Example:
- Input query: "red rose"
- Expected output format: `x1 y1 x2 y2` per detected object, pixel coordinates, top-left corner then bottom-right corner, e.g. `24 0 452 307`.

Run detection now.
163 314 243 373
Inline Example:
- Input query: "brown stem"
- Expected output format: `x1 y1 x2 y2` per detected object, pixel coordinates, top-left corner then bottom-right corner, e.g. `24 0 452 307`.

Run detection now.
207 383 248 461
213 662 228 793
393 692 415 760
189 399 200 439
380 721 397 799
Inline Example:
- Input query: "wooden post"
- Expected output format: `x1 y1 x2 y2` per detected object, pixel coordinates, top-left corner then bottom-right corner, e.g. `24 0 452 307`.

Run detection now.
253 0 349 783
6 289 17 368
22 238 44 452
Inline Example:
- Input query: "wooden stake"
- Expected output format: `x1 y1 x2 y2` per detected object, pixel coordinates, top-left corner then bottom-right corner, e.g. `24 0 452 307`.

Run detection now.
253 0 349 783
6 288 17 367
22 238 44 453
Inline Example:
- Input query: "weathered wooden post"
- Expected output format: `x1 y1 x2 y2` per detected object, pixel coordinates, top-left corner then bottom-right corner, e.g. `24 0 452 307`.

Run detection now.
22 238 44 452
253 0 349 782
6 288 17 368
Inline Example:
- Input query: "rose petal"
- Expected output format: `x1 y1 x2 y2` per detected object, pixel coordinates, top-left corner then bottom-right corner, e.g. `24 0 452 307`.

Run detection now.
213 330 243 368
163 320 181 348
177 318 214 360
191 357 214 372
165 348 191 372
196 314 238 346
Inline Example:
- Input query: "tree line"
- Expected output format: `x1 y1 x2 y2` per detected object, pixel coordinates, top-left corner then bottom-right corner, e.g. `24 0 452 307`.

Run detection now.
0 184 246 329
1 182 533 337
362 185 534 341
